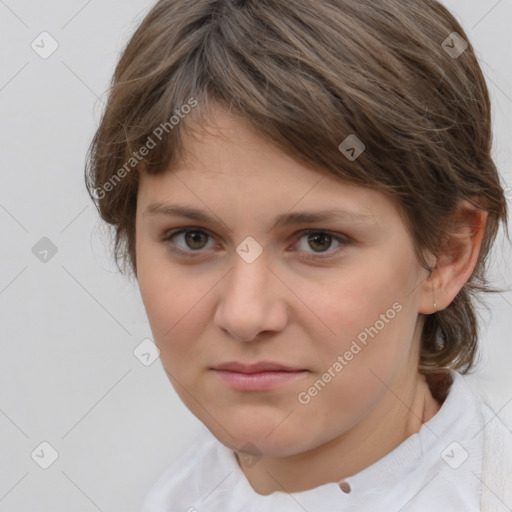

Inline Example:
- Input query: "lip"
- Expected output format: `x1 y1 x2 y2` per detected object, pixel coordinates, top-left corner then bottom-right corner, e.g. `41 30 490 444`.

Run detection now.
211 361 308 391
213 361 305 373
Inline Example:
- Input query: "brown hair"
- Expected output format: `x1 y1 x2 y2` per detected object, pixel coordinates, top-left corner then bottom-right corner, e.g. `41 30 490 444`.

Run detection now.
85 0 509 382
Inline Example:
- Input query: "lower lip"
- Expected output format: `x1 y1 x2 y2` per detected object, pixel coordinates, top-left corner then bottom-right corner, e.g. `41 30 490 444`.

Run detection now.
212 369 308 391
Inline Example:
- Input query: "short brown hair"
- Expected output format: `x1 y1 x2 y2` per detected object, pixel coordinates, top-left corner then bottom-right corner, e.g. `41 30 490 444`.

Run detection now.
85 0 509 382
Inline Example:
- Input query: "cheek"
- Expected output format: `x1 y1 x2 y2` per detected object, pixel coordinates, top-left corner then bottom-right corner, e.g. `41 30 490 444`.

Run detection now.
292 268 418 441
312 252 419 372
136 248 194 342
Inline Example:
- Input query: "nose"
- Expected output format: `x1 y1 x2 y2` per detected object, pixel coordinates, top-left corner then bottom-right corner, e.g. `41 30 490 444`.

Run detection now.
213 251 289 342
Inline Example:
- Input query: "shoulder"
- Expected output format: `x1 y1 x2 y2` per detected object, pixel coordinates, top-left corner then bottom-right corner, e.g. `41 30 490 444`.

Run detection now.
461 371 510 431
141 427 226 512
460 371 512 511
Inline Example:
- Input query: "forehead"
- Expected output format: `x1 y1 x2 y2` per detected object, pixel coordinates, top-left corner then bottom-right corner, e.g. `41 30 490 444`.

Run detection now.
136 106 399 227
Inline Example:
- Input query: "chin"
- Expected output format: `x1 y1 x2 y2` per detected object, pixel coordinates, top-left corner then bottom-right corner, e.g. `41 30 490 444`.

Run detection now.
204 410 317 457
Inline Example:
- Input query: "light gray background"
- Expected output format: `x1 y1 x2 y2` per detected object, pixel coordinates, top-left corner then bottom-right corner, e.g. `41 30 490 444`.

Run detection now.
1 1 511 510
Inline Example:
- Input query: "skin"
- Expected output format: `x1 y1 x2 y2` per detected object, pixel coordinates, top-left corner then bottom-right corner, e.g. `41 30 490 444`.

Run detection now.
135 105 487 495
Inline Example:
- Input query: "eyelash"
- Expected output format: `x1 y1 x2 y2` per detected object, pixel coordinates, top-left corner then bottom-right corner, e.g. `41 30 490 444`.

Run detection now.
160 227 350 261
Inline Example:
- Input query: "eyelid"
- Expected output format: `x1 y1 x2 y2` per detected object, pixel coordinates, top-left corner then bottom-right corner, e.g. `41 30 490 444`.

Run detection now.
289 229 350 260
160 226 218 258
160 227 350 259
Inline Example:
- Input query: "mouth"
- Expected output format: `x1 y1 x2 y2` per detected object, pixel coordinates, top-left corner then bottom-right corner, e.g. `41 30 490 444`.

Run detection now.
210 361 308 391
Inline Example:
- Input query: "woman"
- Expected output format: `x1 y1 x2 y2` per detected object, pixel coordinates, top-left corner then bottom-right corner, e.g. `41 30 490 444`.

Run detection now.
86 0 511 509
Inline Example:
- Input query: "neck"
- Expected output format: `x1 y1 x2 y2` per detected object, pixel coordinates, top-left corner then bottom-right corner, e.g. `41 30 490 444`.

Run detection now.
237 370 441 495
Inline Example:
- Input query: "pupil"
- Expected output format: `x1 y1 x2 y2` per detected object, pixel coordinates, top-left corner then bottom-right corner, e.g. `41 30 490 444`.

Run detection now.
186 231 206 249
309 233 331 252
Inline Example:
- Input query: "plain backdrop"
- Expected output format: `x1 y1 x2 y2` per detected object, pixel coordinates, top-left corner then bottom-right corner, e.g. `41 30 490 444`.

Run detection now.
0 1 511 510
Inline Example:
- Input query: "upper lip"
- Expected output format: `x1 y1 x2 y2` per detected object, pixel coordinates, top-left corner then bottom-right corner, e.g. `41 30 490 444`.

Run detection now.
212 361 305 373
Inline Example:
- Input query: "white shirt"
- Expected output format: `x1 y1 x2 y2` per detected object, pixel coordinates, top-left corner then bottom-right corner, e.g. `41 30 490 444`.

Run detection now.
141 369 486 511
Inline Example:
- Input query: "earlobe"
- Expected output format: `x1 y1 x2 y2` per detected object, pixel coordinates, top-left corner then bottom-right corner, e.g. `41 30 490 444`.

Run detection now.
419 200 488 315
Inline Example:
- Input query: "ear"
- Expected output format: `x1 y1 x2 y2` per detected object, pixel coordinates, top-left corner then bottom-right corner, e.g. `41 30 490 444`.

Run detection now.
418 200 488 314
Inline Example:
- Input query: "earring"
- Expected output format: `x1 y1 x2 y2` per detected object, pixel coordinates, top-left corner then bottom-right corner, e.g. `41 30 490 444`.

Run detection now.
431 286 437 312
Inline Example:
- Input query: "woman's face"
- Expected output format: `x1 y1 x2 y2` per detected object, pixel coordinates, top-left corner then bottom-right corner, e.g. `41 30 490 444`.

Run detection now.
135 106 431 457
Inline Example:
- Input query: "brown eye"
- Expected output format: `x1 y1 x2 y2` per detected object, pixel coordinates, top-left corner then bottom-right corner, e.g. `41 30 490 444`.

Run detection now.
161 227 349 261
306 232 333 252
292 230 350 260
182 230 209 250
161 228 214 256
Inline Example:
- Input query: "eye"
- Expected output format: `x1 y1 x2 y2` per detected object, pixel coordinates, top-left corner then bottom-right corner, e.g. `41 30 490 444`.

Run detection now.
290 229 349 260
161 228 215 257
160 228 350 260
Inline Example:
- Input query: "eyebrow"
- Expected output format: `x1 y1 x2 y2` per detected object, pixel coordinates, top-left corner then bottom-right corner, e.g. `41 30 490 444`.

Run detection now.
143 202 375 229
